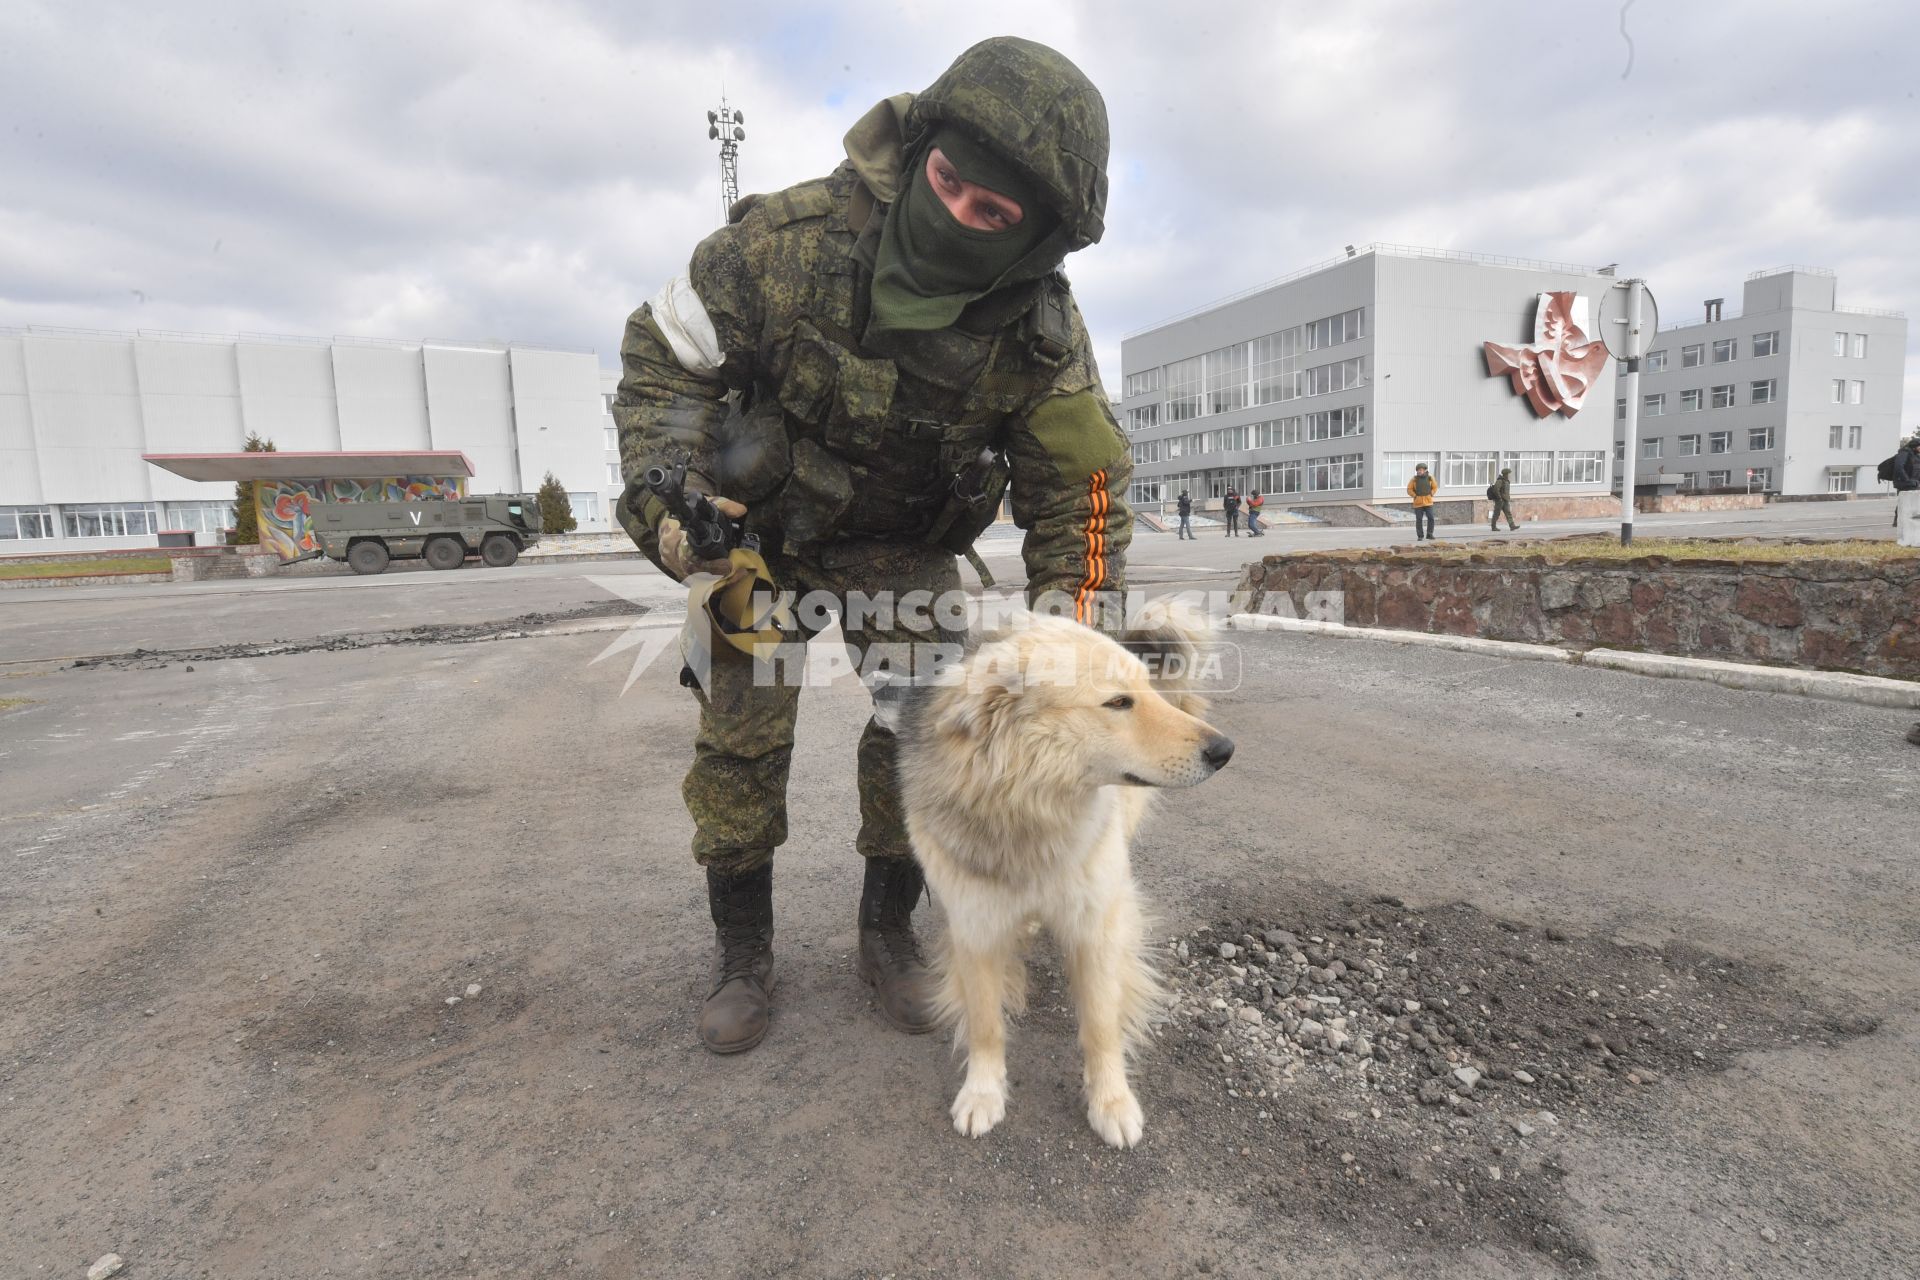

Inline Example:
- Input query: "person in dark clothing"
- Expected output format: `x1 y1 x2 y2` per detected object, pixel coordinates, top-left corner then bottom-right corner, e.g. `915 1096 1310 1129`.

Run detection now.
1223 488 1241 537
1175 489 1193 539
1488 467 1518 531
1246 489 1265 537
1894 436 1920 530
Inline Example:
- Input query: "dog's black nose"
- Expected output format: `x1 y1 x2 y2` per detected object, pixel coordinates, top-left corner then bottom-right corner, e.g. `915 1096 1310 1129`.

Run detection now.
1201 734 1234 770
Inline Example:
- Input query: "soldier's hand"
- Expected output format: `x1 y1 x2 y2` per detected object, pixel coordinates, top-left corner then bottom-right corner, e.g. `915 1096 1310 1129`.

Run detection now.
658 496 747 580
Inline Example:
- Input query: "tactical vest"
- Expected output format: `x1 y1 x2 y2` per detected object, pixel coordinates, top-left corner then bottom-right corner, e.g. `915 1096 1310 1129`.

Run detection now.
711 169 1076 557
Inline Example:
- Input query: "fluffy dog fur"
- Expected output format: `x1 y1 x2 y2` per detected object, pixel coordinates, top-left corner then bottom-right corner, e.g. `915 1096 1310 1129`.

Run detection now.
895 607 1232 1148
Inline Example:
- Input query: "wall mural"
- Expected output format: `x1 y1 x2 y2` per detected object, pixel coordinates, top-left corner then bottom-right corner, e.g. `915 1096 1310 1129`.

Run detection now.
257 475 466 559
1483 291 1609 418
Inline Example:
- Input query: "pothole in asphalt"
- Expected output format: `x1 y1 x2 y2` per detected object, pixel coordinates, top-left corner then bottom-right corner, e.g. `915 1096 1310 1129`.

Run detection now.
69 601 650 669
1154 895 1877 1268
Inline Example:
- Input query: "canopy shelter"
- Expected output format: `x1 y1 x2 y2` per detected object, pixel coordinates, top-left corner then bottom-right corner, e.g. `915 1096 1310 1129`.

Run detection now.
143 450 475 483
144 451 476 559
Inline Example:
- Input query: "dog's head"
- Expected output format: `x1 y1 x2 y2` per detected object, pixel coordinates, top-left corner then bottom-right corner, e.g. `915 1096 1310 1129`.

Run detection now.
902 614 1233 794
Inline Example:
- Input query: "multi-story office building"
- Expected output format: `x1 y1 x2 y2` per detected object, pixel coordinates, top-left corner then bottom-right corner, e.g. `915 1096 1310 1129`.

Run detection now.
1118 244 1623 512
1 325 621 555
1616 268 1908 495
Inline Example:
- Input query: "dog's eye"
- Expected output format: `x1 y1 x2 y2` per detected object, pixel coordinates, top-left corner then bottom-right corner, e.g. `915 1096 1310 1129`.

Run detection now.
1103 695 1134 711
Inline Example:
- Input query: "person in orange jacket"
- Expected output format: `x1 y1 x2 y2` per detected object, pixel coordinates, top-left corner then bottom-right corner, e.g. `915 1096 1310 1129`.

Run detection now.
1406 463 1437 540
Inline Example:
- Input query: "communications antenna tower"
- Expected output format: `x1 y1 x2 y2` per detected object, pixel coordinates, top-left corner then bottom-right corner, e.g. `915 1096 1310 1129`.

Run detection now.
706 97 745 222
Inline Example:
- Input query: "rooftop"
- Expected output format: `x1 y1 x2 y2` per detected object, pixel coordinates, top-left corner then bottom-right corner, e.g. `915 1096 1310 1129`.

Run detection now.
0 324 593 357
1123 243 1613 339
143 450 477 482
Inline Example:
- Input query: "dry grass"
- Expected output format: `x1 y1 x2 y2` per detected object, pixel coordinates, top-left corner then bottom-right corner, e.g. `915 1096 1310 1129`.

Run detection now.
0 697 34 712
1408 537 1919 564
0 556 172 580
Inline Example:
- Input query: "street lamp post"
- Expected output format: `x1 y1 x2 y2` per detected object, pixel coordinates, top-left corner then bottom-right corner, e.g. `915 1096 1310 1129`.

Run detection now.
1602 278 1657 546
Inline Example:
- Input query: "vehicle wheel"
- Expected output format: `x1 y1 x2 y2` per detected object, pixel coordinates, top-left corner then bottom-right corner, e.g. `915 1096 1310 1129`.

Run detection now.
481 535 520 568
424 537 467 571
347 541 391 575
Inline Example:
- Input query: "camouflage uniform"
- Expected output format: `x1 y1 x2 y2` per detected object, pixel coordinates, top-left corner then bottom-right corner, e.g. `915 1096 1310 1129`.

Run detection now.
614 38 1131 877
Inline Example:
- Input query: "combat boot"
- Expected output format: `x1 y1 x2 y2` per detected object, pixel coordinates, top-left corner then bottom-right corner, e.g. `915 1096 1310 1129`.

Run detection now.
698 864 774 1054
856 857 936 1033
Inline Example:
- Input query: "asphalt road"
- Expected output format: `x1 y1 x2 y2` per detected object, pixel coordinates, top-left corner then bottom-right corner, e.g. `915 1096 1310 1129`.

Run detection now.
0 499 1897 666
2 558 1915 1277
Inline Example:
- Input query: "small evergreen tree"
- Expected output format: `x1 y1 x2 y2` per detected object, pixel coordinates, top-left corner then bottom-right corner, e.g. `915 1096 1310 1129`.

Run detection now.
230 432 277 545
536 471 577 534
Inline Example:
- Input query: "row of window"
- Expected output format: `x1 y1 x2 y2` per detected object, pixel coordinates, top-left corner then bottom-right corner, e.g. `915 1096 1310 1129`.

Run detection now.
1 501 238 540
1634 429 1773 460
1664 469 1773 490
1382 450 1608 489
1133 407 1369 463
1128 308 1369 421
1621 381 1776 417
1831 378 1865 405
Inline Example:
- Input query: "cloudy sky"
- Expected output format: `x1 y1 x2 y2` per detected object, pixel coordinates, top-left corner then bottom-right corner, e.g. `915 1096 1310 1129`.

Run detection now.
3 0 1915 411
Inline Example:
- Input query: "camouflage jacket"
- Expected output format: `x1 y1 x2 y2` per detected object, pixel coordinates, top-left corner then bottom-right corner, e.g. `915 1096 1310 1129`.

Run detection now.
614 164 1131 616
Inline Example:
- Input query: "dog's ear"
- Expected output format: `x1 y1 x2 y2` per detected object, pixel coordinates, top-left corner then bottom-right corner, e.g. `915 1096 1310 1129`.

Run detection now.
933 642 1023 740
1124 600 1212 716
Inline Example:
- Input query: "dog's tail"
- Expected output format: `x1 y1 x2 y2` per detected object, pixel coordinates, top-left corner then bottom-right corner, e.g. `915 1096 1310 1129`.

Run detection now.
1123 599 1212 716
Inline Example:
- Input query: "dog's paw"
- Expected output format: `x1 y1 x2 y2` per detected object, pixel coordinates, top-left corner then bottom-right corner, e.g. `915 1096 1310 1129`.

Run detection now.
1087 1088 1145 1149
950 1081 1007 1138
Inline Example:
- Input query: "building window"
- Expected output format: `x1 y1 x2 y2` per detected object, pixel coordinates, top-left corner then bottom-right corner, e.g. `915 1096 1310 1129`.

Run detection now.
1680 388 1703 412
1747 467 1773 490
1304 453 1364 491
1642 393 1665 417
601 393 616 414
1831 378 1846 404
1751 331 1778 358
1165 355 1204 422
1681 343 1705 368
1442 451 1499 488
1828 469 1857 494
1750 379 1776 404
1828 425 1844 449
1849 424 1862 449
61 503 159 539
1709 431 1732 454
1849 380 1863 405
1748 427 1776 451
1851 333 1867 359
605 426 618 451
1129 478 1164 505
1124 368 1160 398
162 501 235 535
1204 343 1250 415
1128 403 1160 433
1303 355 1368 397
1678 434 1701 457
1250 417 1303 447
1639 438 1661 460
1556 451 1606 484
1706 469 1733 488
1711 337 1736 363
1250 328 1301 405
1306 307 1365 351
1252 460 1303 494
1674 473 1697 491
0 505 57 540
1710 384 1735 409
606 462 622 485
1304 406 1366 440
1206 424 1252 453
567 492 602 526
1496 451 1555 485
1832 331 1846 356
1614 398 1626 421
1614 440 1625 462
1645 349 1668 372
1382 453 1440 489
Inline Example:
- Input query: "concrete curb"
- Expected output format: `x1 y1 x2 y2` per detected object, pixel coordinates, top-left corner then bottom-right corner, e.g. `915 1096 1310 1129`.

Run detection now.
1228 612 1920 709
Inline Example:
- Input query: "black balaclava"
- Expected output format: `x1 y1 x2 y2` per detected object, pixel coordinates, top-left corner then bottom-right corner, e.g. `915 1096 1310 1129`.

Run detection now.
868 126 1057 337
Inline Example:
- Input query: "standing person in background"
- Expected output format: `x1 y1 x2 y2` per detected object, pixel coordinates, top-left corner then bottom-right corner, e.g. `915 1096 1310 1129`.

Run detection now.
1488 467 1518 532
1176 488 1193 540
1222 487 1241 537
1406 463 1437 541
1246 489 1265 537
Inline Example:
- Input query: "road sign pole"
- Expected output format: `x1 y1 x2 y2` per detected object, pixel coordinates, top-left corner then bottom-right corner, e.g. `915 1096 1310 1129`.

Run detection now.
1614 280 1647 546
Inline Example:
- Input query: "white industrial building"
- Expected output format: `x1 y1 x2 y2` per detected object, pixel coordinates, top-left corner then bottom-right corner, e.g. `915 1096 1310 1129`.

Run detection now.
1119 245 1908 511
0 325 624 554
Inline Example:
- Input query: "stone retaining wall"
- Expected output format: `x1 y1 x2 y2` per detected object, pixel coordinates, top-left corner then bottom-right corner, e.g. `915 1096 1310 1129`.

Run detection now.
1634 493 1765 514
1237 550 1920 679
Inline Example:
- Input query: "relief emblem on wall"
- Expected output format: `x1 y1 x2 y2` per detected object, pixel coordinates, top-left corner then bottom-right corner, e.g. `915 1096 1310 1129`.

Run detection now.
1483 291 1609 418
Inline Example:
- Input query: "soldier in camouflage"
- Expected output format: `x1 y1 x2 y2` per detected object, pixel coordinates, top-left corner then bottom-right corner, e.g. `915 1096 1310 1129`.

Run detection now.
614 37 1132 1054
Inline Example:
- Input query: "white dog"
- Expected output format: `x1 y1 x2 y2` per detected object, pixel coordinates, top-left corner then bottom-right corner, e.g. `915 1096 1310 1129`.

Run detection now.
894 609 1233 1148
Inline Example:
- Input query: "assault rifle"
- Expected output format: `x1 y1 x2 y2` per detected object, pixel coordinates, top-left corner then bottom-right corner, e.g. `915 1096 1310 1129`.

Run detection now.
643 461 755 558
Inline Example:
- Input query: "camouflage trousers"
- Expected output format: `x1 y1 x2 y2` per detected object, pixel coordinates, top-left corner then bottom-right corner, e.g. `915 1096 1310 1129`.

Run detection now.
684 540 963 875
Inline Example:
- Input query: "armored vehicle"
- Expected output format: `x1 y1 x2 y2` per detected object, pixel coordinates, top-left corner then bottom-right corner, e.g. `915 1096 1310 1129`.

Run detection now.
311 494 541 574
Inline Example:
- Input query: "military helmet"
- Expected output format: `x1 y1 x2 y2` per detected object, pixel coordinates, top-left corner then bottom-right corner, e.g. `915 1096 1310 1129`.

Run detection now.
905 37 1110 255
